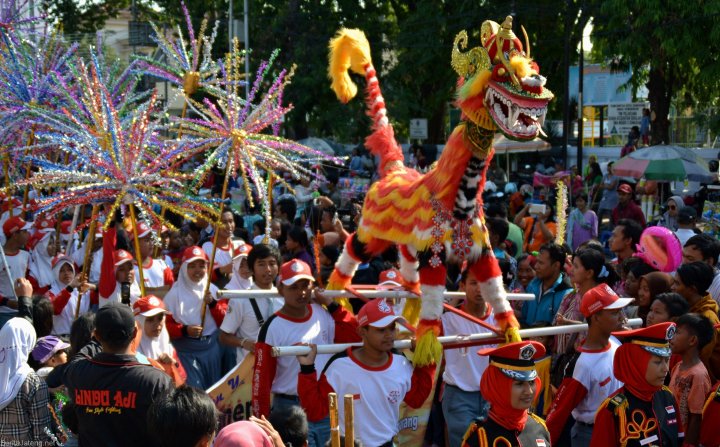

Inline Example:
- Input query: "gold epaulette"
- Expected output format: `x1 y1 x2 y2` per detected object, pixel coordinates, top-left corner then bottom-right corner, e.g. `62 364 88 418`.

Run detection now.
528 412 548 432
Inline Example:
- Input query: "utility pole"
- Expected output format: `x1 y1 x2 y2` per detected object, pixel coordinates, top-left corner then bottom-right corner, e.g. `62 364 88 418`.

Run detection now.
577 9 585 176
562 0 571 161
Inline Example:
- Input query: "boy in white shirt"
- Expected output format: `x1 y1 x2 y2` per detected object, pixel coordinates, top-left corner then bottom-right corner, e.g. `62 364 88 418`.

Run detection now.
0 216 32 323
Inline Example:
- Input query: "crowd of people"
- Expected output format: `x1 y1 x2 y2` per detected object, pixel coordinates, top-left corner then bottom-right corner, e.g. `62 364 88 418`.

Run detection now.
1 156 720 447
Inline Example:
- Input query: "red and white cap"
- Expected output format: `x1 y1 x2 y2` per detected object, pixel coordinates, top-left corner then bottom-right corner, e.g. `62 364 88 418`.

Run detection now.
135 221 152 238
3 216 32 238
34 215 56 233
182 246 209 264
580 283 633 318
279 259 314 285
357 298 405 328
114 249 134 268
51 254 74 270
236 243 252 258
133 295 168 317
1 197 22 213
378 269 402 287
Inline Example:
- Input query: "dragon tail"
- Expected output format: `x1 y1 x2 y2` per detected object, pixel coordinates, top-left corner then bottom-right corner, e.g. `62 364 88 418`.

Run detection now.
328 28 403 175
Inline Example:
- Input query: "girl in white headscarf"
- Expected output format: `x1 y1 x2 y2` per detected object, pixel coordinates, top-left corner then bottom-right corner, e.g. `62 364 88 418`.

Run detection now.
46 255 90 336
164 246 226 389
27 229 57 295
132 295 186 385
0 317 52 442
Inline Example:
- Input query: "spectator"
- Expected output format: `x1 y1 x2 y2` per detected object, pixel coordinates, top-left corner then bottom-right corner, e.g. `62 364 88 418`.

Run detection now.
611 184 646 227
514 202 557 254
640 108 651 145
515 254 536 293
297 299 434 447
566 192 598 251
669 314 713 446
621 258 658 318
285 226 316 274
0 313 52 443
225 243 253 291
585 162 603 206
31 295 53 338
674 206 700 246
214 419 281 447
164 246 226 389
147 385 218 447
646 292 689 326
220 244 281 364
268 405 309 447
546 284 630 446
637 272 673 325
441 269 498 447
521 243 573 327
683 234 720 305
29 335 69 379
596 162 619 225
591 323 679 447
485 203 523 259
672 262 720 380
661 195 684 231
252 259 360 446
63 302 174 445
461 341 551 446
608 219 643 266
276 197 298 226
132 295 187 386
318 246 339 286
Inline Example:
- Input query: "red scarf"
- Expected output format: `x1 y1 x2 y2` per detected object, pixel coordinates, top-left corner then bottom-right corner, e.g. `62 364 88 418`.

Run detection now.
480 365 541 432
613 343 659 401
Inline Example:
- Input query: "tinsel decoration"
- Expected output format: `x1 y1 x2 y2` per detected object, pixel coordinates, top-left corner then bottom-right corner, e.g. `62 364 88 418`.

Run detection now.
554 180 568 247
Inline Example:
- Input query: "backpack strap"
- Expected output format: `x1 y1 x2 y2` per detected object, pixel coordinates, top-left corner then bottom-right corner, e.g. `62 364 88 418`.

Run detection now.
248 298 265 326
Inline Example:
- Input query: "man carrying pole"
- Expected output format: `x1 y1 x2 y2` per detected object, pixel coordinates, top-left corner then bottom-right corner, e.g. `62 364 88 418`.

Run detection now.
296 298 436 447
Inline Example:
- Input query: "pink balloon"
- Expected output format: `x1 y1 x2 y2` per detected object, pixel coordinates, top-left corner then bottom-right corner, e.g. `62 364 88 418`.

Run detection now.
634 226 682 273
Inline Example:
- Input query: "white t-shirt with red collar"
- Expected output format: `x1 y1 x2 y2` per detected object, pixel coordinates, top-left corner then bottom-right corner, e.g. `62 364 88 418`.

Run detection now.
441 304 497 392
202 240 242 269
220 283 281 363
133 258 174 288
0 249 30 313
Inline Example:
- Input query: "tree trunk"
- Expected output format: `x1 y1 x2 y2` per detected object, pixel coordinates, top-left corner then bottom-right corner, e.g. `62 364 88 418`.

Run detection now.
647 63 672 145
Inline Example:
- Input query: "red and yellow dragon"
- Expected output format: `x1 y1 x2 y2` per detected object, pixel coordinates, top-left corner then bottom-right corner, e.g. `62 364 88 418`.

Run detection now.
326 16 554 366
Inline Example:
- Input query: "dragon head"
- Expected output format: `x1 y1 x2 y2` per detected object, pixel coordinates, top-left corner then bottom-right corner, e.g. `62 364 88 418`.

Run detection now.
452 16 553 140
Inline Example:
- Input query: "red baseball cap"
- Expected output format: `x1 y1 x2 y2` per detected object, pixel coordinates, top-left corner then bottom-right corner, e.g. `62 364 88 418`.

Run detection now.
617 184 632 194
378 269 402 287
233 243 252 259
34 215 56 233
279 259 314 285
135 221 152 239
580 283 633 318
60 220 72 235
133 295 168 317
357 298 405 328
3 216 32 238
182 246 209 264
114 249 134 268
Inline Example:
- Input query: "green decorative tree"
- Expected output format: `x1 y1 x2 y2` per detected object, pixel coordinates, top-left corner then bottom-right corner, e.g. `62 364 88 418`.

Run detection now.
589 0 720 144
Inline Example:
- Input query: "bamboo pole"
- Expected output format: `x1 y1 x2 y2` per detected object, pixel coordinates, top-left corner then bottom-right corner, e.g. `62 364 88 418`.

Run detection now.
271 318 644 357
343 394 354 447
199 168 231 332
76 205 99 319
21 127 35 211
328 393 341 447
128 204 146 297
218 289 536 301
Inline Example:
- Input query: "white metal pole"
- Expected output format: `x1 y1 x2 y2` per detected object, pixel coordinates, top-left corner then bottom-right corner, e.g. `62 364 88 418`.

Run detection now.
218 289 536 301
271 318 643 357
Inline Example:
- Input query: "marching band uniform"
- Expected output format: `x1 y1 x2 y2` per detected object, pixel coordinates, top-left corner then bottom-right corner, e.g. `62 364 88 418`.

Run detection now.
591 322 683 447
461 341 551 447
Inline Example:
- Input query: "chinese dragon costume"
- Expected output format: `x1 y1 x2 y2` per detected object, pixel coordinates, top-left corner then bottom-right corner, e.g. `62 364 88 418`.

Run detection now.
326 16 554 366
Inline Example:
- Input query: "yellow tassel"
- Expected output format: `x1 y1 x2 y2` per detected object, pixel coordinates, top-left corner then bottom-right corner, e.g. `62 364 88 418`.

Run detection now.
402 298 421 327
510 55 533 78
335 297 353 313
505 326 522 343
459 70 491 100
413 330 442 367
328 28 372 103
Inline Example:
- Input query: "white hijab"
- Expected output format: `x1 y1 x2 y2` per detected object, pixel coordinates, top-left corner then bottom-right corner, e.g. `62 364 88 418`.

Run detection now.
135 314 175 360
0 318 37 411
225 256 253 291
28 232 55 289
49 257 73 295
164 260 218 334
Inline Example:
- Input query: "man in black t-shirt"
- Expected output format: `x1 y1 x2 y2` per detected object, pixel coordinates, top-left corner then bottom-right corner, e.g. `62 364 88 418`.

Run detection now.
64 302 173 446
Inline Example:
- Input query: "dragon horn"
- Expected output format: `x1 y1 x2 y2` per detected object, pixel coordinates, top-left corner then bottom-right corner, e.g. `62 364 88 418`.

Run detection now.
328 28 372 104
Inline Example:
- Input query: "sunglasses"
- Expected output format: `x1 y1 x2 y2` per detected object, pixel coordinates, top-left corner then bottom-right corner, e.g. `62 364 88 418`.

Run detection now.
669 206 676 210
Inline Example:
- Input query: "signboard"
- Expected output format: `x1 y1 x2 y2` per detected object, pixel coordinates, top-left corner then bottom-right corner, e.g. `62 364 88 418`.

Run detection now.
607 102 648 136
568 64 633 106
410 119 428 140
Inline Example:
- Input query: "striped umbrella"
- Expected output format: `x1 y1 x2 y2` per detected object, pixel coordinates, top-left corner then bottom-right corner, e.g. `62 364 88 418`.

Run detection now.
613 145 715 183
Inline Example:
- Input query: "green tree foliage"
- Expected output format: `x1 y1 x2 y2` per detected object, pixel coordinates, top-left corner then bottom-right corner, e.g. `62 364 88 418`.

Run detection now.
42 0 131 35
589 0 720 144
